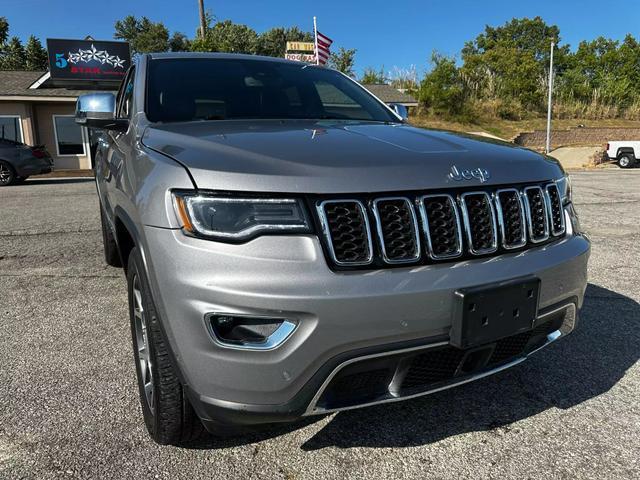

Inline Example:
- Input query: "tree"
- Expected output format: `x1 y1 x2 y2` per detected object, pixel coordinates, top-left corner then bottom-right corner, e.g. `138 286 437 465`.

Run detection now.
328 47 356 76
360 66 386 84
256 26 313 58
460 16 569 109
191 19 258 54
1 36 26 69
0 17 8 46
169 32 190 52
114 15 171 53
24 35 48 70
388 66 419 92
419 52 465 115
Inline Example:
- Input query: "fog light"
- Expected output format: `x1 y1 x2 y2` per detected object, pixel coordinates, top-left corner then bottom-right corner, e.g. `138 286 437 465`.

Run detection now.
206 313 297 350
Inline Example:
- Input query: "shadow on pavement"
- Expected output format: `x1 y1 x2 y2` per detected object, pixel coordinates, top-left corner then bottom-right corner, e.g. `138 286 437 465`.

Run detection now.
183 283 638 450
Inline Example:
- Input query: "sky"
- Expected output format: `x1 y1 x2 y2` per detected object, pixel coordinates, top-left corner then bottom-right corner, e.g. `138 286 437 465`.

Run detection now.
2 0 639 76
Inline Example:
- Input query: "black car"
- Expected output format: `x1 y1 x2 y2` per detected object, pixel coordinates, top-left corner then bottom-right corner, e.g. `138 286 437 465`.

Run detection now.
0 138 53 186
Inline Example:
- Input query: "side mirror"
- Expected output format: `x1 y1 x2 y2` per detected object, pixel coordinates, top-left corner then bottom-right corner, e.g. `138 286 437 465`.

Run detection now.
389 103 409 122
75 93 127 131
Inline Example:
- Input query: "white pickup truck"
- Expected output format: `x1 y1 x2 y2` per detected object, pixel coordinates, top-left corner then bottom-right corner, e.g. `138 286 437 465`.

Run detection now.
605 141 639 168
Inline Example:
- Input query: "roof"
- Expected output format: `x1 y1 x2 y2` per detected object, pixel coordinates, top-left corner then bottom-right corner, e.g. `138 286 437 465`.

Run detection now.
361 84 418 105
0 70 94 99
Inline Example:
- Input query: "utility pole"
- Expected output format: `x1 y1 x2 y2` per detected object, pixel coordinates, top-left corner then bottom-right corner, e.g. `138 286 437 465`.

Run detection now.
198 0 207 39
545 41 555 154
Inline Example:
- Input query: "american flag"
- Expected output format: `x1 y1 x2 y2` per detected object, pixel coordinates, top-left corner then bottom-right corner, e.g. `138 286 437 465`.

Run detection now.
315 30 333 65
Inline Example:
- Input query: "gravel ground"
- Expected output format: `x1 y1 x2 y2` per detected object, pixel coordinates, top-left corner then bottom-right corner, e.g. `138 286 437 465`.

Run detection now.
1 172 638 480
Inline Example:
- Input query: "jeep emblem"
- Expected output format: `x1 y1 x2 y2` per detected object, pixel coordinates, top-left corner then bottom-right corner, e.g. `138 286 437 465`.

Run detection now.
448 165 491 183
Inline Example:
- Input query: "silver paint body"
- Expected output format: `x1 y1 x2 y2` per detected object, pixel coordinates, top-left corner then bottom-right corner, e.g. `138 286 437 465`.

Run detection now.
92 53 589 418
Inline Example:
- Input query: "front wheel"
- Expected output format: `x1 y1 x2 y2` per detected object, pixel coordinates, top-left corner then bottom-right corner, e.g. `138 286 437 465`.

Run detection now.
127 247 207 445
618 154 636 168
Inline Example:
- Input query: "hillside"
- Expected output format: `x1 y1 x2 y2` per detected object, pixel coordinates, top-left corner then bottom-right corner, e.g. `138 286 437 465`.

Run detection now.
409 116 640 143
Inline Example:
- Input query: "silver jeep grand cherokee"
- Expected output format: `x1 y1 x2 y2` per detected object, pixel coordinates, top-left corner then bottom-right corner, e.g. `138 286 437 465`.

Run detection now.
76 53 589 445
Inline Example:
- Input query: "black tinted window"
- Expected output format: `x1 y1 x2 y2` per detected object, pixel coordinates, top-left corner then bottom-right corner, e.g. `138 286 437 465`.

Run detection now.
118 67 135 119
146 58 396 123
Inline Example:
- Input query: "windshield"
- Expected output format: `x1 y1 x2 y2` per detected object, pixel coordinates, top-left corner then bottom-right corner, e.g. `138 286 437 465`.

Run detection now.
145 57 397 123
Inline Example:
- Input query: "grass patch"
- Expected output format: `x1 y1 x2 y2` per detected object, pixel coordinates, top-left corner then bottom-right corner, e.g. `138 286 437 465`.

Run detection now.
409 115 640 141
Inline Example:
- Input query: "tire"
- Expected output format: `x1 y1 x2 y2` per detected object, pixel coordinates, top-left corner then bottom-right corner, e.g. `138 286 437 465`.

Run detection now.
0 160 16 186
618 154 636 169
99 207 122 267
127 247 208 445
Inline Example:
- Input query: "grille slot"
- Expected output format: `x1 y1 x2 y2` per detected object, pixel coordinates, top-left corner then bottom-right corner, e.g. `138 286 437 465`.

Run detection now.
523 186 550 243
495 189 526 249
372 197 421 264
419 194 463 260
459 192 498 254
545 183 565 236
317 200 373 266
401 348 466 390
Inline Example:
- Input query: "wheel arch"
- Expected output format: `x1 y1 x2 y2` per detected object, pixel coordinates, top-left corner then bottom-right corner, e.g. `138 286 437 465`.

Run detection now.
616 147 636 159
112 207 147 275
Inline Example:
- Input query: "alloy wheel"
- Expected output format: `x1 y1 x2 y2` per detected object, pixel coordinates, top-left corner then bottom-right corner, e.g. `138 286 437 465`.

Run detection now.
0 163 12 185
133 275 155 414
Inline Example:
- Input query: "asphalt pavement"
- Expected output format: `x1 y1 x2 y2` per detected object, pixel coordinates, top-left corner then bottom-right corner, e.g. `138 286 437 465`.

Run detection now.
1 171 638 479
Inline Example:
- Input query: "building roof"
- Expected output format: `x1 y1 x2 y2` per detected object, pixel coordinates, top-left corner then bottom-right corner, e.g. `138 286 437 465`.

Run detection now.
0 70 93 99
362 84 418 105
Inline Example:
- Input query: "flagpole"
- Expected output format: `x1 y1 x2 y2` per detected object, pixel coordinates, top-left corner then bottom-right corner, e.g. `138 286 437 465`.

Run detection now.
545 41 555 154
313 16 319 65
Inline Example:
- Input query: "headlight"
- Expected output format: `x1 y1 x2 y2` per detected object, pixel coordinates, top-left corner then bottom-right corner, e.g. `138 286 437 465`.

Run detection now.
556 174 572 205
172 192 312 242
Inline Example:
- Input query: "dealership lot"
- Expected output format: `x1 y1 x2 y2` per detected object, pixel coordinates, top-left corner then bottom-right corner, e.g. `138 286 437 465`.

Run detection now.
1 171 639 480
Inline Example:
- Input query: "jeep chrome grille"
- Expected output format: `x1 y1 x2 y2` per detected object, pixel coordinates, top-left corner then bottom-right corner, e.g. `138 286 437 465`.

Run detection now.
317 200 373 266
545 184 566 236
419 194 463 260
371 198 421 263
316 182 566 268
495 189 527 249
459 192 498 254
523 186 550 243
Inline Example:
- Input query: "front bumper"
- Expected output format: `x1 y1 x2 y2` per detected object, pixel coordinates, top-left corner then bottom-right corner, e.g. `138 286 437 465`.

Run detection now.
142 221 590 427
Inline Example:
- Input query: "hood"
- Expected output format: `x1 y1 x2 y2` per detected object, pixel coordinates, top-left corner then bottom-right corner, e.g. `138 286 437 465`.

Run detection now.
142 119 563 194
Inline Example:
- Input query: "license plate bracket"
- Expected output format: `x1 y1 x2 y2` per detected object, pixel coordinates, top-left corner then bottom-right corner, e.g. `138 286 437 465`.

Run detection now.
450 277 540 349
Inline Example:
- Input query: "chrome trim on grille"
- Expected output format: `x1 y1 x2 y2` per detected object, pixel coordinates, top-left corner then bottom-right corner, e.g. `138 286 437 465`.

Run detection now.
371 197 421 264
545 182 566 236
304 303 576 416
494 188 527 250
522 186 550 243
417 194 463 260
316 199 374 266
458 191 498 255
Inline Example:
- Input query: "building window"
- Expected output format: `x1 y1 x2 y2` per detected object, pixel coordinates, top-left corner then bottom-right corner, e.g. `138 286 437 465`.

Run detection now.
0 116 23 143
53 115 85 156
